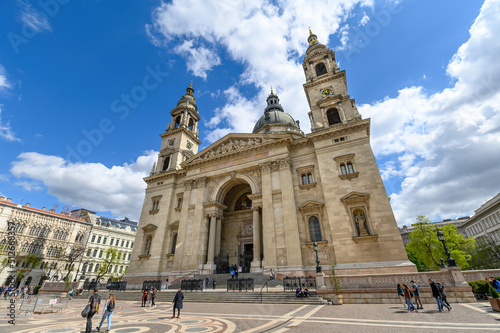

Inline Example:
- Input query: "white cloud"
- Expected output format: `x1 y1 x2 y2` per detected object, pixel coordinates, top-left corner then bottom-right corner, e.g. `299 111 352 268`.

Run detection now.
147 0 373 140
0 65 11 91
174 40 221 79
0 105 20 142
10 151 158 220
19 1 52 33
361 0 500 225
359 13 370 26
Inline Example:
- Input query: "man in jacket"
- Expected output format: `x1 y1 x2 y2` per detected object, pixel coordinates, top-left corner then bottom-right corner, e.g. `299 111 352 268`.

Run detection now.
172 288 184 319
429 279 450 312
86 289 101 333
411 280 423 310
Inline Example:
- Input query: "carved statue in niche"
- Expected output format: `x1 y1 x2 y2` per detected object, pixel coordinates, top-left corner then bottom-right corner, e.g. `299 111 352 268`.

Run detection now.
144 236 152 255
353 209 369 236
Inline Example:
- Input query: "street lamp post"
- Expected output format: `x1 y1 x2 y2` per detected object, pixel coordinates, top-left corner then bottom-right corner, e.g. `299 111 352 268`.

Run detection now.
436 228 457 267
465 255 474 270
313 242 322 273
45 262 55 280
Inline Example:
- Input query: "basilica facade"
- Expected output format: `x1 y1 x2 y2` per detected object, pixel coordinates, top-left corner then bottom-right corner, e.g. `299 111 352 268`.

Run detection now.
125 32 415 286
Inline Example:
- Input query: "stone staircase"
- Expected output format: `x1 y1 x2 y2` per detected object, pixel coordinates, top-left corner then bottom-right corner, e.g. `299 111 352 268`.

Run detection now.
92 289 326 305
169 272 283 289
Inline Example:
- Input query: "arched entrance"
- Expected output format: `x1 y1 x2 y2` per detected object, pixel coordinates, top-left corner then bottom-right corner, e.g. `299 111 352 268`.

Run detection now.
204 176 262 274
220 182 253 273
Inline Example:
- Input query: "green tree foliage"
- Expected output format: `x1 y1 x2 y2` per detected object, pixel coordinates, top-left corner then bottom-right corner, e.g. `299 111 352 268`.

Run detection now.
94 247 118 282
24 253 42 269
469 236 500 269
405 215 475 270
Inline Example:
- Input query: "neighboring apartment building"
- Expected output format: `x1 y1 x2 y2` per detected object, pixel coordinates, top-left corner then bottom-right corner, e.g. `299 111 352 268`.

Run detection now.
0 197 91 287
71 209 137 283
462 193 500 245
399 217 470 246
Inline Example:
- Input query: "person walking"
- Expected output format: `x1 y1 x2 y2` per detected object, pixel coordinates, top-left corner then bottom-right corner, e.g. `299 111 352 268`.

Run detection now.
437 282 452 310
212 276 216 290
147 286 153 307
411 280 423 310
397 283 405 307
172 288 184 319
85 288 101 333
151 287 157 307
489 277 500 293
96 293 115 333
402 284 418 312
141 288 148 307
429 279 450 312
205 276 210 289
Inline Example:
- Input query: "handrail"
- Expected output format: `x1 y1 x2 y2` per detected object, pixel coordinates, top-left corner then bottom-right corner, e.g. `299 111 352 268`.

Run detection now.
168 270 198 288
260 281 268 303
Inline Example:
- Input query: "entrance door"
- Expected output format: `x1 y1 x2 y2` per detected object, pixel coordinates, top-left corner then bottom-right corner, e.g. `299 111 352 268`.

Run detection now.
243 244 253 273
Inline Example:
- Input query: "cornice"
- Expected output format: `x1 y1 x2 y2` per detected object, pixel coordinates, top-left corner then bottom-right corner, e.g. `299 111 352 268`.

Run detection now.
307 118 370 141
160 126 202 145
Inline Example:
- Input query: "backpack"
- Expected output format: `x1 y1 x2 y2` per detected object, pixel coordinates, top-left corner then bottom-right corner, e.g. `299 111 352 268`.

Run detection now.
409 290 414 298
90 295 100 312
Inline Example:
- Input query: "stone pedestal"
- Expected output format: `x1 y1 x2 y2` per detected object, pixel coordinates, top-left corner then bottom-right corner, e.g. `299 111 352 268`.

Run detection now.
251 260 262 273
203 263 216 274
316 272 327 290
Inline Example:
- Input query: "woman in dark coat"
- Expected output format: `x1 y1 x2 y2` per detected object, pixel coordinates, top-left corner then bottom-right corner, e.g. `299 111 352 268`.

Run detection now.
141 288 148 307
172 288 184 319
429 279 450 312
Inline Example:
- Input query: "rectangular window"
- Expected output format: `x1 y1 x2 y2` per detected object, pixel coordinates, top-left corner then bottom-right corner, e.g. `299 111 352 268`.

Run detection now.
110 239 114 246
128 253 131 260
91 235 96 243
131 242 134 248
93 249 98 257
86 249 91 256
97 236 102 244
99 250 103 258
121 240 125 247
302 174 307 185
126 241 130 248
308 173 313 184
103 237 107 245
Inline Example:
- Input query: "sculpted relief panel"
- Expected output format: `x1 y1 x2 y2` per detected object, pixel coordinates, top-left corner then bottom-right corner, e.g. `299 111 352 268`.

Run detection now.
199 137 273 160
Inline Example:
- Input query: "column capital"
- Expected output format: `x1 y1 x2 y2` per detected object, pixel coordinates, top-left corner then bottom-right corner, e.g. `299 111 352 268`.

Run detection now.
259 162 272 173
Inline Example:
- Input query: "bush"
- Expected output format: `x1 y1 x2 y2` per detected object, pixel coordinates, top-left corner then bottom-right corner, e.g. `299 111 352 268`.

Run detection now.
468 280 489 294
490 285 500 298
34 285 42 295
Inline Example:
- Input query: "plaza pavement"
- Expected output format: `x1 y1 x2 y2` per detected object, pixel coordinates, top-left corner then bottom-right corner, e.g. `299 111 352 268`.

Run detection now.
1 297 499 333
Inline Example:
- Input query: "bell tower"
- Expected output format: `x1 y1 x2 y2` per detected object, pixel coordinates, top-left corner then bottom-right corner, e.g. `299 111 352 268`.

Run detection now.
302 29 362 132
152 82 202 174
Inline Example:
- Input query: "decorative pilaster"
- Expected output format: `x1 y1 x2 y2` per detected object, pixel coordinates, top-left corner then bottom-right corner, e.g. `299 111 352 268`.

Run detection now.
259 162 277 267
251 205 262 272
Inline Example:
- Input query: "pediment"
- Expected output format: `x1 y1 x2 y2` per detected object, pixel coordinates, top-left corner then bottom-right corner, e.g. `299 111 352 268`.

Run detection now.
183 133 289 165
298 201 324 211
142 223 158 232
340 191 370 204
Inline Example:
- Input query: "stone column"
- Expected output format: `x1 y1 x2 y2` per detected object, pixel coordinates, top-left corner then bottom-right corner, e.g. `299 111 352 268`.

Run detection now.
251 206 262 272
260 162 277 268
206 214 217 265
215 216 222 257
278 158 303 267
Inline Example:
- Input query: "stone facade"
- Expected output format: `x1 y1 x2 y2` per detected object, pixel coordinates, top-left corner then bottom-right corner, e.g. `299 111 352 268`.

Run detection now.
125 32 415 287
0 197 91 287
70 208 138 282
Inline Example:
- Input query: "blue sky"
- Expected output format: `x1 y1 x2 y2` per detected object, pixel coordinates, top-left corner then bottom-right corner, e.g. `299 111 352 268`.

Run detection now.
0 0 498 225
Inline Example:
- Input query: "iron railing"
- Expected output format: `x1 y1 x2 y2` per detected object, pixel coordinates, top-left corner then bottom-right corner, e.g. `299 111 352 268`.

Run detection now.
142 280 162 291
283 276 316 291
181 279 204 292
106 281 127 291
227 278 254 292
260 281 268 303
83 281 106 291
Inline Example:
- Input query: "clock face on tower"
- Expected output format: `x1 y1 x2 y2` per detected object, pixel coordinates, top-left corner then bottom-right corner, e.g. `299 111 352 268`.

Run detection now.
168 139 175 146
186 141 193 150
321 88 333 97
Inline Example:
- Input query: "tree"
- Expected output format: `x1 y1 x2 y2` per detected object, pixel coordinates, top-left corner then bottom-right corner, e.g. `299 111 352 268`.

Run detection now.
469 235 500 269
94 247 118 283
405 215 475 270
62 245 85 280
23 253 42 269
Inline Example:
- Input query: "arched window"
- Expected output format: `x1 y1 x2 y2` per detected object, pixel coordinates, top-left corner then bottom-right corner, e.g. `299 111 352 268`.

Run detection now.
340 164 347 175
19 224 25 233
35 227 40 236
22 242 28 252
315 62 327 76
54 231 59 239
347 163 354 174
29 227 35 235
175 116 181 127
144 236 152 255
162 156 170 171
88 263 93 273
171 233 177 254
177 197 183 208
114 265 118 273
44 228 49 236
94 264 99 273
326 108 341 125
308 216 322 242
302 175 307 185
48 246 53 256
119 266 123 273
188 118 194 131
